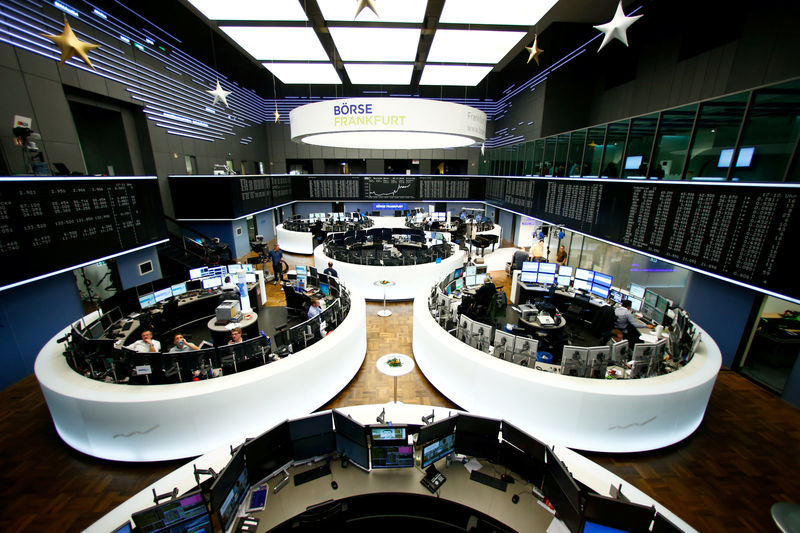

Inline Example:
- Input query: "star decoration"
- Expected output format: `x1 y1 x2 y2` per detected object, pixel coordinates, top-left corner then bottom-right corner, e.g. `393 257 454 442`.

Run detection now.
593 1 643 52
525 34 544 65
207 80 231 108
481 142 485 156
41 18 100 70
274 108 281 123
355 0 379 19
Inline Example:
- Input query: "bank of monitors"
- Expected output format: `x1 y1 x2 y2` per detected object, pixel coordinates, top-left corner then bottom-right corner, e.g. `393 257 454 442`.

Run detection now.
631 343 656 379
99 306 123 332
454 414 501 461
289 412 336 463
244 421 293 483
370 425 413 469
585 346 610 379
543 448 582 533
332 409 369 471
132 490 211 533
209 448 249 532
561 346 589 377
581 492 656 533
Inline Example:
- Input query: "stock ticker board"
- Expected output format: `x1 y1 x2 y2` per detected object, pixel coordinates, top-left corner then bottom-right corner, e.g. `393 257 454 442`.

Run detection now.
0 177 167 290
485 177 799 300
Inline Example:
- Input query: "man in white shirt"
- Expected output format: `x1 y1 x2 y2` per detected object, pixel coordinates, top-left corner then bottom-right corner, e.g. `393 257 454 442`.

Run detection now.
127 330 161 352
307 299 323 319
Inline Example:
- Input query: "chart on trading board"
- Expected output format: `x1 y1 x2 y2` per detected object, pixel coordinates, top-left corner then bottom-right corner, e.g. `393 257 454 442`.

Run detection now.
363 176 418 200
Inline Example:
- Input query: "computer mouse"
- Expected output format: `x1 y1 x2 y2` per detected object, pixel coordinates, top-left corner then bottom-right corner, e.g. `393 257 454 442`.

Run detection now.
331 481 338 490
511 494 519 504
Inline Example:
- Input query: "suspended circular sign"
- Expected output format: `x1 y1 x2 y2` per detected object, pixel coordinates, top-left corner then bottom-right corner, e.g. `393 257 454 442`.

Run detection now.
290 98 486 150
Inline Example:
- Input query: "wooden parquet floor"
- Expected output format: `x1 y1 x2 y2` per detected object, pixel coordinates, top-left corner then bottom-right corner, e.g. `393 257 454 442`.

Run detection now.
2 255 798 532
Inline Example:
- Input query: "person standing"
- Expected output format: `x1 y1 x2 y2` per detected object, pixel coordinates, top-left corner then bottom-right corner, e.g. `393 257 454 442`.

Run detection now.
530 238 545 261
323 261 338 278
556 245 568 266
269 244 284 284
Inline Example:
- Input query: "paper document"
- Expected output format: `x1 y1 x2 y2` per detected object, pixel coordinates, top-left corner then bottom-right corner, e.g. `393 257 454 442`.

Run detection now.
464 458 483 473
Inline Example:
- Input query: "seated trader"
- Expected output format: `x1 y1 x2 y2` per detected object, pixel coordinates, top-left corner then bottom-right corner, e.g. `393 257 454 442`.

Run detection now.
615 300 654 346
307 299 323 319
228 327 244 345
169 333 200 352
127 330 161 353
323 261 338 278
512 247 530 272
605 329 624 346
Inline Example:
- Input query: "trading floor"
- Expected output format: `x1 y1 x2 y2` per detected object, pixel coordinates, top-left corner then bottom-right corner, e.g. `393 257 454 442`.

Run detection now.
2 246 799 533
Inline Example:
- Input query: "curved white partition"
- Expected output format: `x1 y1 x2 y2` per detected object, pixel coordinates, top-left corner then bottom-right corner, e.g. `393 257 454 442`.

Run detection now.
412 288 721 453
276 224 314 254
34 289 368 462
315 244 466 301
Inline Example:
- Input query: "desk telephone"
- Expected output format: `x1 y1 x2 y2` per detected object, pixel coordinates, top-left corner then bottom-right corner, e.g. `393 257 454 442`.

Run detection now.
420 464 446 493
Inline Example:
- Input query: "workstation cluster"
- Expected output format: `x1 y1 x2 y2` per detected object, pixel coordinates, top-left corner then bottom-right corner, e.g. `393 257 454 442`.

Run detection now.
281 212 373 233
119 410 684 533
323 227 454 266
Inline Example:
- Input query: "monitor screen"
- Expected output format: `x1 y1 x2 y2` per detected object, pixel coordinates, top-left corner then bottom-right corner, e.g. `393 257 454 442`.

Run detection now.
202 276 223 289
520 271 537 284
289 412 336 462
189 267 206 280
718 146 755 168
545 448 582 511
454 278 464 291
629 296 643 311
655 295 669 313
537 273 556 285
132 491 211 533
624 155 643 170
244 421 293 484
138 293 156 309
320 282 330 296
454 414 501 460
210 450 248 532
245 272 257 283
153 287 172 303
170 282 187 296
207 265 228 277
558 265 573 277
465 265 477 276
475 273 487 285
296 265 307 275
628 283 646 299
582 492 656 533
418 416 458 446
371 445 414 468
371 426 407 442
575 268 594 281
465 275 477 287
609 289 624 304
593 272 612 287
453 267 465 279
538 263 557 274
644 289 659 307
227 264 244 273
590 284 610 299
420 433 456 468
521 261 539 273
573 279 591 292
556 275 572 287
332 410 369 470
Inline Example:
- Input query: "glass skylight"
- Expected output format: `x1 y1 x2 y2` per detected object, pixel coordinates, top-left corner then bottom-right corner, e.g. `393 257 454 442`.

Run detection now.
187 0 308 21
263 63 342 84
419 64 494 86
219 26 329 61
427 29 527 64
328 27 421 62
439 0 558 26
344 63 414 85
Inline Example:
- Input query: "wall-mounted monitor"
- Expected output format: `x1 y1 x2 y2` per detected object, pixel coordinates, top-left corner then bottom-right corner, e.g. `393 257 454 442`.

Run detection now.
718 146 755 167
624 155 643 170
628 283 646 299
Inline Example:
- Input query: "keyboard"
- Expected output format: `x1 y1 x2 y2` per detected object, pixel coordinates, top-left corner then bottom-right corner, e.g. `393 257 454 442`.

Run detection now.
470 470 507 491
293 463 331 486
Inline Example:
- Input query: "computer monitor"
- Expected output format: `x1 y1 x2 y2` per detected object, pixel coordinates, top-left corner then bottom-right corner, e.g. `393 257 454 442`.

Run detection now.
153 287 172 303
644 289 659 308
289 412 336 462
655 294 669 313
520 271 537 284
332 409 369 471
465 264 477 276
561 346 589 377
537 273 556 285
189 267 206 280
538 262 557 274
492 330 515 355
593 272 612 287
498 440 544 486
476 265 488 275
521 261 539 273
454 278 464 291
454 414 501 460
474 273 487 285
542 451 582 533
463 274 476 287
131 490 211 533
651 513 685 533
624 155 643 170
371 443 414 469
296 265 307 275
609 289 624 304
417 415 458 447
629 296 643 311
186 279 202 292
138 293 156 310
558 265 573 277
244 421 294 484
582 492 656 533
718 146 755 168
575 268 594 281
585 346 610 378
420 433 456 468
319 282 330 296
202 276 222 289
556 275 572 287
245 272 257 283
609 339 630 365
590 283 610 299
209 449 248 532
500 421 547 464
628 283 646 299
227 264 244 273
514 336 537 359
572 278 591 292
170 282 187 296
207 265 228 277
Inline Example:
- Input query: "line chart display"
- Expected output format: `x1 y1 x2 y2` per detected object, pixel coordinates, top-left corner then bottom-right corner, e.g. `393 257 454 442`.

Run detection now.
363 176 418 200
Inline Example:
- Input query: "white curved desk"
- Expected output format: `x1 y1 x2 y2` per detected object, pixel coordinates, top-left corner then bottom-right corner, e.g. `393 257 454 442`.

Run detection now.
412 287 721 453
33 288 368 462
276 224 315 254
314 244 466 301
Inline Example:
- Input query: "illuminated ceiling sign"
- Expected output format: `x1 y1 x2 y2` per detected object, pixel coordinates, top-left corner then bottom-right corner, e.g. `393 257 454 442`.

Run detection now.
290 98 486 150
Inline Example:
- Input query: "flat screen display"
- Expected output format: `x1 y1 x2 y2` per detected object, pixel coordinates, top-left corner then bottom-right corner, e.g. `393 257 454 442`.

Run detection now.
520 271 537 284
371 445 414 468
153 287 172 303
202 276 222 289
189 267 206 279
170 282 187 296
624 155 643 170
556 275 572 287
132 491 211 533
575 268 594 281
227 264 244 272
537 273 556 285
371 426 407 441
245 272 257 283
629 283 646 299
629 297 643 311
538 262 557 274
138 293 156 309
593 272 612 287
558 265 573 276
644 289 659 307
420 433 456 468
718 146 755 167
573 279 591 292
522 261 538 272
465 265 477 276
465 275 477 287
474 273 486 285
590 284 610 299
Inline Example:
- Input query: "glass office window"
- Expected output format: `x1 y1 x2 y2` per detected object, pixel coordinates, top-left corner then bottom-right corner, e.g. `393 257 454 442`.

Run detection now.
652 103 697 180
567 130 587 176
553 134 570 176
541 136 557 176
733 80 800 182
600 120 629 178
583 126 606 177
621 113 658 179
687 93 748 180
523 141 535 176
531 139 545 176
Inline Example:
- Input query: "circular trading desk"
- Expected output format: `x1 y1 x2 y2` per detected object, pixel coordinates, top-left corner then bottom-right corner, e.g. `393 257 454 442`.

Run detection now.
276 224 315 254
33 287 368 462
412 286 722 453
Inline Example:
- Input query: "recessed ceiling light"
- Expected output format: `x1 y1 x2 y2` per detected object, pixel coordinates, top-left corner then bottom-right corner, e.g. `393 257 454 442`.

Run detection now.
263 63 342 84
427 29 527 63
344 64 414 85
186 0 308 21
328 27 421 62
419 64 494 86
439 0 558 26
219 26 328 61
317 0 427 23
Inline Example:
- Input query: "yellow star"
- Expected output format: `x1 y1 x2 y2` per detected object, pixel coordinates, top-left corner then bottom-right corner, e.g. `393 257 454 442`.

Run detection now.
355 0 379 19
274 108 281 123
525 34 544 66
42 19 100 70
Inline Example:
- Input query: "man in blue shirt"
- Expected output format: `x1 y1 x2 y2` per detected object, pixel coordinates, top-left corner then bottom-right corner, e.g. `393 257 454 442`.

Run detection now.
323 261 338 278
615 300 654 346
268 244 284 284
307 299 322 319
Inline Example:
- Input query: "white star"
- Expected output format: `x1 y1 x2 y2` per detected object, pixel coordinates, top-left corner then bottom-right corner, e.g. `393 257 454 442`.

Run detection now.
481 142 485 156
593 1 643 52
525 34 544 65
207 80 231 108
355 0 379 20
